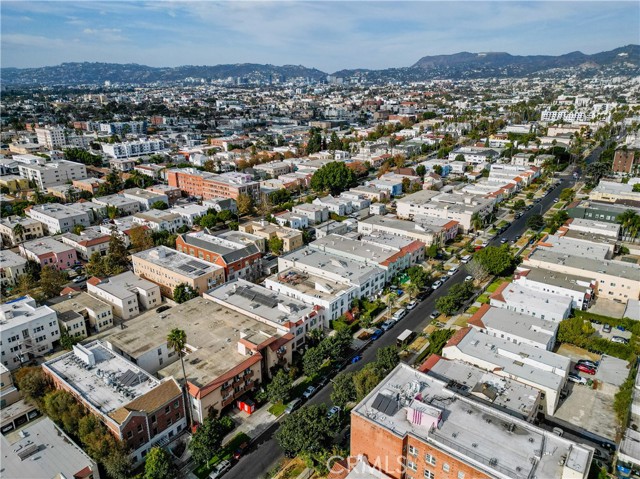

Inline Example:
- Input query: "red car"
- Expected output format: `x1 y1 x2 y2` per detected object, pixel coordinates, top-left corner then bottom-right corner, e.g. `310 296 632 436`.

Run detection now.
575 363 596 375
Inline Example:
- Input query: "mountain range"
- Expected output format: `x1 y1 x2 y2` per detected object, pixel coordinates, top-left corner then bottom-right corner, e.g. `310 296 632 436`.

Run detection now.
2 45 638 86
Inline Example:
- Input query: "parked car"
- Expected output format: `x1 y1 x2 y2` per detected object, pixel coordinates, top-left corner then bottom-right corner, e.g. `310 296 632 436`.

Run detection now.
447 266 459 276
553 198 559 203
381 320 395 332
327 406 341 419
416 290 431 301
233 442 249 460
460 255 472 264
612 336 629 344
429 310 440 320
500 238 508 244
156 305 171 313
285 399 302 414
431 280 442 290
370 329 383 341
302 385 317 399
392 308 407 321
575 363 596 375
568 373 588 385
406 300 418 310
464 275 473 282
603 324 612 333
577 359 599 369
350 355 362 364
515 212 522 219
73 275 86 283
481 241 489 247
209 460 232 479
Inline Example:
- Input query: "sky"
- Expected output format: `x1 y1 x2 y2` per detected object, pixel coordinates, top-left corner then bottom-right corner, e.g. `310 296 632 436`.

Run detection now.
2 1 639 72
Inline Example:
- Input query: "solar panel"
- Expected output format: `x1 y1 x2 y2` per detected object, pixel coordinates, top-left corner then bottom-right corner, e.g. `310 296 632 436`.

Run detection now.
371 393 399 416
236 286 278 308
187 260 209 270
177 264 196 274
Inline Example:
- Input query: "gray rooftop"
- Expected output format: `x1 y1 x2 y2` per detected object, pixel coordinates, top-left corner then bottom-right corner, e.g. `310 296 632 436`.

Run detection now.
473 305 559 345
516 266 594 293
267 267 354 300
45 341 159 416
0 249 27 268
134 209 182 222
592 180 638 197
310 234 402 265
27 203 87 220
21 236 74 255
132 246 223 278
206 279 316 329
1 417 96 479
539 234 611 260
353 364 592 479
90 271 157 298
526 247 640 281
492 282 572 318
93 194 140 208
0 296 56 329
106 297 282 388
48 289 113 315
181 230 260 263
446 327 569 391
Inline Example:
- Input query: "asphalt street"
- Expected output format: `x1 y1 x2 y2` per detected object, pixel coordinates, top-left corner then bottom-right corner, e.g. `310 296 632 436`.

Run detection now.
225 169 574 479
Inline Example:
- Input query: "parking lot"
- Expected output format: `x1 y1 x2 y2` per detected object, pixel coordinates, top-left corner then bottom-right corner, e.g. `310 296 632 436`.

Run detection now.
591 321 632 343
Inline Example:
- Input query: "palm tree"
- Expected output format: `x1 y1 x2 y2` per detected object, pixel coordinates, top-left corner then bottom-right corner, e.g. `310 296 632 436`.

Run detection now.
406 283 419 302
386 291 398 319
618 210 639 241
12 223 25 246
167 328 191 428
470 212 483 233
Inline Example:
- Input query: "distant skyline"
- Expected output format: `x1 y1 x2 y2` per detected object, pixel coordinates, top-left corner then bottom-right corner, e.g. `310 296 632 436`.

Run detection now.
2 1 639 72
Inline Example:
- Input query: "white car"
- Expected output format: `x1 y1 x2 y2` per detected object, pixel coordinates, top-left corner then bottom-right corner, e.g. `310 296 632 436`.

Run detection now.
302 385 317 399
568 373 587 385
209 460 232 479
406 300 418 310
431 280 442 290
327 406 341 419
392 308 407 321
447 266 459 276
464 275 473 282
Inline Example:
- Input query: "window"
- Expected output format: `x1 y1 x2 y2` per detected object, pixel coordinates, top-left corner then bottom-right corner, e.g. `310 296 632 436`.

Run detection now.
425 454 436 466
443 463 450 473
458 472 465 479
165 406 171 414
408 445 418 456
174 401 180 409
137 424 143 433
127 431 133 439
424 471 435 479
407 461 417 472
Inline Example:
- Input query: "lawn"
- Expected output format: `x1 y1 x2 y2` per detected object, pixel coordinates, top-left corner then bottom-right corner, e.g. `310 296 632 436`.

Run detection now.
268 402 287 416
194 432 251 479
275 458 306 479
466 306 480 314
454 315 470 327
477 293 490 304
486 280 504 293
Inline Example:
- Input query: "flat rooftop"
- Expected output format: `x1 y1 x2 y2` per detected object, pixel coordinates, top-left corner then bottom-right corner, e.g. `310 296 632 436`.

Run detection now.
353 364 592 479
134 209 182 222
445 328 569 391
492 282 572 317
1 417 95 479
106 297 281 388
47 289 112 314
182 230 260 262
424 357 540 419
569 218 620 235
132 246 222 278
471 305 558 345
45 341 159 416
539 234 611 260
267 267 353 300
516 266 594 293
206 279 316 328
90 270 156 298
591 180 637 197
0 249 27 268
93 194 139 207
280 247 384 284
1 296 55 329
310 234 400 264
561 229 617 247
360 232 414 250
359 215 441 236
526 247 640 281
21 236 73 255
27 203 86 219
123 188 166 200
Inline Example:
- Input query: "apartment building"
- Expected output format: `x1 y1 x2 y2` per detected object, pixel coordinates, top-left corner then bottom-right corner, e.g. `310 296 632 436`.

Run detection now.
348 185 391 202
468 303 558 350
513 266 595 310
147 184 182 204
122 188 169 210
202 197 237 214
73 177 106 195
1 296 60 370
273 211 309 230
49 289 114 335
0 215 44 246
523 247 640 302
239 220 304 253
448 146 500 164
19 237 78 270
167 168 261 202
292 203 330 225
489 281 572 322
206 279 324 350
60 228 112 260
358 215 459 247
87 271 161 320
0 174 28 192
442 327 569 415
612 149 637 175
105 297 294 423
109 158 136 172
168 204 209 227
254 161 292 178
132 210 184 233
419 355 542 422
0 363 21 409
93 194 142 216
101 139 167 159
18 159 87 190
348 363 592 479
567 200 640 225
396 190 494 232
590 181 640 204
43 341 185 466
25 203 91 234
176 230 262 281
132 246 225 298
35 126 66 149
0 250 28 287
309 234 425 282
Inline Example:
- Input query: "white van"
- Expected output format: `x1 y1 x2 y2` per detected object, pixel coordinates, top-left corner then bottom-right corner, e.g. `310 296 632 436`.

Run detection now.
461 255 472 264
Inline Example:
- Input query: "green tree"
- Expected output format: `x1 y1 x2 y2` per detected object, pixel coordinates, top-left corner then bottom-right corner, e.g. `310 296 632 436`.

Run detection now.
455 153 465 162
633 184 640 193
44 389 84 432
435 295 459 316
15 274 35 297
329 328 353 361
39 266 67 299
407 265 429 289
310 162 357 196
470 212 484 232
513 199 526 211
559 188 575 202
473 245 515 276
173 283 199 303
268 236 284 255
60 328 81 350
150 200 169 210
329 131 341 152
129 225 154 251
236 193 254 216
14 366 49 406
433 165 443 176
167 328 190 427
275 405 332 456
425 243 439 259
189 416 234 466
416 164 426 178
72 224 85 235
353 363 381 401
217 209 233 223
330 372 356 408
375 346 399 376
526 214 545 231
103 443 133 479
303 346 325 377
12 223 25 244
144 447 174 479
266 369 293 404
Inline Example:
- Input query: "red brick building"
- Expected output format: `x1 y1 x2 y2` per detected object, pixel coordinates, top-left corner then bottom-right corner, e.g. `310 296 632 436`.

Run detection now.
167 168 260 202
612 149 636 174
